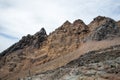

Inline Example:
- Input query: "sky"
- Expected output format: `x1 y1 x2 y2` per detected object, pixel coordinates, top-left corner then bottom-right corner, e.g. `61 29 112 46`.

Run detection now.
0 0 120 52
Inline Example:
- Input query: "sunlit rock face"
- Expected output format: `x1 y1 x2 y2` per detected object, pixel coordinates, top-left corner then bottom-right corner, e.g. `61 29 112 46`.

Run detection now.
0 16 120 80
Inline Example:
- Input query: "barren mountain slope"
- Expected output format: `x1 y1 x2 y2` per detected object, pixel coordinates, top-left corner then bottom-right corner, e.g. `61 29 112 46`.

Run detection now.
24 44 120 80
0 16 120 80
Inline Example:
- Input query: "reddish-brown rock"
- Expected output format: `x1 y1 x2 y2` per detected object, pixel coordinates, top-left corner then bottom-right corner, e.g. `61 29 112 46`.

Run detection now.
0 16 120 80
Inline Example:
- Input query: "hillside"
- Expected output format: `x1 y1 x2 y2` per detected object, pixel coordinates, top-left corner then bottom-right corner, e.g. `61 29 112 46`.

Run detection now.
25 45 120 80
0 16 120 80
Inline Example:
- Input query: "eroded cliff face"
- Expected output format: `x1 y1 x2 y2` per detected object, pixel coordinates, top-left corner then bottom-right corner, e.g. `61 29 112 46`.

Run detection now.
24 45 120 80
87 16 120 41
0 16 120 80
0 28 48 79
1 27 47 56
46 19 89 58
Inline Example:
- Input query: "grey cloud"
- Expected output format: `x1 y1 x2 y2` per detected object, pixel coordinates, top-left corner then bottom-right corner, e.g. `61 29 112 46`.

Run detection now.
0 0 14 8
0 32 18 40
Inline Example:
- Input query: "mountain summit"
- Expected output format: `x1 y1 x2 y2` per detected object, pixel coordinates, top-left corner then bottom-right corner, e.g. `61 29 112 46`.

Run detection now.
1 28 47 56
0 16 120 80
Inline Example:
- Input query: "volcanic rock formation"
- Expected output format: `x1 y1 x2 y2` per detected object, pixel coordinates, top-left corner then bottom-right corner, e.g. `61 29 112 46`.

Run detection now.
86 16 120 41
0 16 120 80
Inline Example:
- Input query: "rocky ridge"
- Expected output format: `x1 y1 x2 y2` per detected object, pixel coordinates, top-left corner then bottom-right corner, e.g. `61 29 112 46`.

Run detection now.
0 28 47 56
87 16 120 41
0 16 120 80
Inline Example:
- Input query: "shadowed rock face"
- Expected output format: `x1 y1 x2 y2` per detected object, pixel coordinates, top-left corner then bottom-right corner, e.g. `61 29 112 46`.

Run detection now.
90 19 120 40
88 16 115 31
0 16 120 80
85 16 120 41
0 28 47 56
33 28 47 48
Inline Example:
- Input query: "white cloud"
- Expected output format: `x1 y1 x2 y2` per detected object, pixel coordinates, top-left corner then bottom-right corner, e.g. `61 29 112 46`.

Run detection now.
0 0 120 52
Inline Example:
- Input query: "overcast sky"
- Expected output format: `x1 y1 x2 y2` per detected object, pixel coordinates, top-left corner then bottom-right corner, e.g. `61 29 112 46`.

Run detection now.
0 0 120 52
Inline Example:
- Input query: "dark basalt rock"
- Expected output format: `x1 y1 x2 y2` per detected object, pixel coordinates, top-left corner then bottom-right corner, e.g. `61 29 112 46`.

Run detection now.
33 28 47 48
91 19 120 41
0 28 47 56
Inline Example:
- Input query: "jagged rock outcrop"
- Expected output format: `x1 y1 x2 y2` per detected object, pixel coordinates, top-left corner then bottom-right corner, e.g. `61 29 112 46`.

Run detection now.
87 16 120 41
0 16 120 80
0 28 47 79
33 28 47 48
46 19 89 59
88 16 112 31
0 28 47 56
91 19 120 40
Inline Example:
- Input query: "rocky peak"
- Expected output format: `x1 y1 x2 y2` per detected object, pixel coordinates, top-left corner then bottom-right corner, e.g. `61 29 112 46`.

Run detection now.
93 16 106 22
54 21 71 31
63 20 71 26
73 19 85 26
1 28 47 56
33 28 47 48
92 16 114 23
90 17 120 41
88 16 115 31
35 28 47 36
52 20 72 34
72 19 88 31
61 20 72 29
